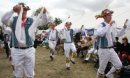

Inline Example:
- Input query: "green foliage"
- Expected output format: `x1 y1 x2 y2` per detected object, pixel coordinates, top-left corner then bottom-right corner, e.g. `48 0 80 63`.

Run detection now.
54 18 62 25
37 24 49 30
34 7 42 16
33 7 63 30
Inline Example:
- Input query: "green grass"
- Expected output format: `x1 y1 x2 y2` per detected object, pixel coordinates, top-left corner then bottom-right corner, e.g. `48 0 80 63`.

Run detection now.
0 47 97 78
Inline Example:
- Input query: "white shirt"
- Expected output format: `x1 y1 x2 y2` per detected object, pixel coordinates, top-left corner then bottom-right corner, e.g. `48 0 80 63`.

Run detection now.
63 27 81 42
96 21 126 47
49 29 57 40
1 10 50 47
64 29 71 42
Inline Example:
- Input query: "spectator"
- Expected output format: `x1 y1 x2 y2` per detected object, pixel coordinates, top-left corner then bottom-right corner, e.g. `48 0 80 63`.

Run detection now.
119 37 130 65
4 34 10 58
0 27 4 41
113 37 122 54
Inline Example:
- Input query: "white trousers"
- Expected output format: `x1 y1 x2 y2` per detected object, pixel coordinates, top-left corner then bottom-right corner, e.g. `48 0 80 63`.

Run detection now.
49 40 56 50
85 48 97 60
49 40 56 56
11 47 35 78
97 48 122 78
64 42 76 58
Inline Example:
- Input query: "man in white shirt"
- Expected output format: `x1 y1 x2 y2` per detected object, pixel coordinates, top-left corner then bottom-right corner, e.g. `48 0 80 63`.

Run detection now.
47 22 58 61
62 22 81 70
1 3 49 78
95 9 128 78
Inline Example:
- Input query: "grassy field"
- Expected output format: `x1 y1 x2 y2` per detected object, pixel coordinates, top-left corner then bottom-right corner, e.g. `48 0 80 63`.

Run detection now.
0 47 97 78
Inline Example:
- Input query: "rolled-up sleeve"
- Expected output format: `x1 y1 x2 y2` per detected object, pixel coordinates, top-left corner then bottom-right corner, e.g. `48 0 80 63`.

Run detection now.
1 10 14 26
38 13 48 26
116 28 126 37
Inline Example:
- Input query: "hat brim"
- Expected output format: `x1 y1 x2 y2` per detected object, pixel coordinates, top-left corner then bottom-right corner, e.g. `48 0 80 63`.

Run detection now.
23 7 30 11
18 3 30 11
95 9 113 19
102 11 113 17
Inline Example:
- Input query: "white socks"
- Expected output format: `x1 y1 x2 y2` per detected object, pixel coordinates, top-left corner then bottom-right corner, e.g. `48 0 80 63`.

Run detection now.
66 63 70 67
71 58 75 62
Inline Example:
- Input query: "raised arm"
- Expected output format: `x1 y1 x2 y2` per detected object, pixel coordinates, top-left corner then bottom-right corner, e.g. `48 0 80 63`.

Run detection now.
1 10 14 26
34 13 48 27
28 8 52 40
73 25 85 34
116 28 126 37
1 5 22 26
32 8 52 27
116 19 128 37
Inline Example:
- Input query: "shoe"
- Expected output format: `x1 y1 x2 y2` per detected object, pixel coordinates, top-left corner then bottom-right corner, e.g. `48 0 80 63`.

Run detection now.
83 60 89 63
50 56 54 61
81 55 84 58
70 60 76 64
66 67 70 70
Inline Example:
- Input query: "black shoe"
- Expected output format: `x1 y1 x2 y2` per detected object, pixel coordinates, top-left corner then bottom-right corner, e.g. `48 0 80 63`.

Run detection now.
50 56 54 61
104 76 107 78
83 60 89 63
66 67 70 70
81 55 84 58
70 60 76 64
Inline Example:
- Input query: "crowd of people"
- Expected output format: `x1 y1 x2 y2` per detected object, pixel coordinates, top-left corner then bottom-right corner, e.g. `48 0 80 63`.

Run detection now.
0 2 130 78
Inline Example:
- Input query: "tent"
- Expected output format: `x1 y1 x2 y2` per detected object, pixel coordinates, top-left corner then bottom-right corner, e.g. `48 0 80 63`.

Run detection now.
56 6 130 41
55 12 103 29
56 6 130 29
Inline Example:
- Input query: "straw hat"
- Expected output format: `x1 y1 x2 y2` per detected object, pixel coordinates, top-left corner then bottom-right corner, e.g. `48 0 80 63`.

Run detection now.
18 2 30 11
48 22 56 27
95 9 113 19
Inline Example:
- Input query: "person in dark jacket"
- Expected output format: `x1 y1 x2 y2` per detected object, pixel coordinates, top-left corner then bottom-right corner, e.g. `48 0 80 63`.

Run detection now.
4 34 10 58
0 27 4 41
120 37 130 55
114 37 122 54
119 37 130 65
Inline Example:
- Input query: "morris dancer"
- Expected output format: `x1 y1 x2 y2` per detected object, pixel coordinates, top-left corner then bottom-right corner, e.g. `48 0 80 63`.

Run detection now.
62 22 81 70
47 22 59 61
1 3 50 78
95 9 128 78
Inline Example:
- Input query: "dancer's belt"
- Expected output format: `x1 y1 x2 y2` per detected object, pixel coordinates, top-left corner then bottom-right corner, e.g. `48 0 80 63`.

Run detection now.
14 46 33 49
100 46 113 49
49 39 56 41
65 42 72 43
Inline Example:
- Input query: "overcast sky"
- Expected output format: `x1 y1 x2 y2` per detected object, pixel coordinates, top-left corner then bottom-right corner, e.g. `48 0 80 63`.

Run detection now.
0 0 130 20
